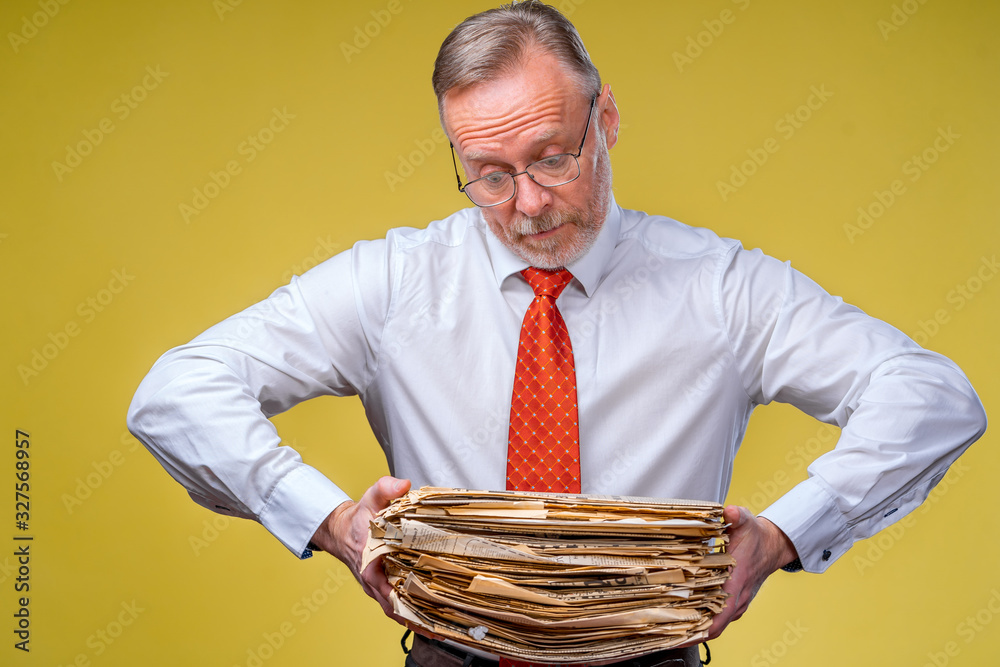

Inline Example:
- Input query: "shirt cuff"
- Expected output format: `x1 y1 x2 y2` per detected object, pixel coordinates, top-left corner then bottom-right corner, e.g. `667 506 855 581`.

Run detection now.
758 478 851 573
257 465 352 559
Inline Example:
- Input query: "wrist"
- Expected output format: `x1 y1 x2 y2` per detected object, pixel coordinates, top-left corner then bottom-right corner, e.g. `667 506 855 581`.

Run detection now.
310 499 354 556
758 516 798 573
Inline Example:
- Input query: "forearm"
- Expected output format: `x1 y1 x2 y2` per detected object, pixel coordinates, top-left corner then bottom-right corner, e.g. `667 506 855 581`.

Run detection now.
127 346 351 557
128 267 381 557
760 353 986 572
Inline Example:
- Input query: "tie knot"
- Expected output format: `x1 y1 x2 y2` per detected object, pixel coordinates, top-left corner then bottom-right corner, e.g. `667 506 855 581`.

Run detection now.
522 267 573 299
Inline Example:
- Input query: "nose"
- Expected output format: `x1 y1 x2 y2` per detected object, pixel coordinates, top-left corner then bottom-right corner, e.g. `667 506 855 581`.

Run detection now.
511 172 552 218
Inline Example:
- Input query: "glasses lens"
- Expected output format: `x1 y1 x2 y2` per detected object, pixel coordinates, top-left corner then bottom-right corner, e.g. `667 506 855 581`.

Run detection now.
462 155 582 207
526 154 580 187
465 172 514 207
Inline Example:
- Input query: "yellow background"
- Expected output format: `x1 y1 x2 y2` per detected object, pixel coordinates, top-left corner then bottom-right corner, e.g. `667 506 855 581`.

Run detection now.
3 0 998 665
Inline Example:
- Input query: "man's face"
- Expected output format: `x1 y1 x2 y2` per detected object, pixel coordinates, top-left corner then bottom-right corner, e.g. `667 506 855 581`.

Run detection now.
442 52 619 269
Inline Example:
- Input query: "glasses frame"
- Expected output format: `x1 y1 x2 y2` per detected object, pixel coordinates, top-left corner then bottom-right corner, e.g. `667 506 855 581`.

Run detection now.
449 95 598 208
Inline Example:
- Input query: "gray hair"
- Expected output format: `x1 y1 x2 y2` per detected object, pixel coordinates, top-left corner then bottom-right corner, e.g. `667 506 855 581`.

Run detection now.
432 1 601 114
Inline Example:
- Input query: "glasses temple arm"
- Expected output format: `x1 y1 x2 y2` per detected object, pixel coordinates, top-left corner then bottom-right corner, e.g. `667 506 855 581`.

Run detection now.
449 143 464 192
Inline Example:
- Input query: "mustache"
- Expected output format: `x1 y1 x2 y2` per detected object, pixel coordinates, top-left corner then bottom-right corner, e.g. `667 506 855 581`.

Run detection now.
510 210 575 237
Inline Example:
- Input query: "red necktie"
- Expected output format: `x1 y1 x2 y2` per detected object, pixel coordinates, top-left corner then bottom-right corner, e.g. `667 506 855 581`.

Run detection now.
503 268 581 667
506 267 581 494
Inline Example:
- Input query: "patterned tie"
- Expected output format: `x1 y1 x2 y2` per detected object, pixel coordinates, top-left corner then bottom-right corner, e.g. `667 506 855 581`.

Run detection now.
506 268 581 493
503 270 581 667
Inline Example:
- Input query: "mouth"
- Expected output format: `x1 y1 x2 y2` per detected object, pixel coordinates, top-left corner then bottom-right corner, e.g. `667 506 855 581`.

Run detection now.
524 224 564 241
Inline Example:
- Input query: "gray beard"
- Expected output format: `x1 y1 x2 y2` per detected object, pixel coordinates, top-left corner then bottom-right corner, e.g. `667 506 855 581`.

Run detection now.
505 209 602 269
493 150 613 270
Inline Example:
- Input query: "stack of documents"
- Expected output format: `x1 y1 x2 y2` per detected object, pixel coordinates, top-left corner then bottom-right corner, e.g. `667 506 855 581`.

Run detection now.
363 487 733 664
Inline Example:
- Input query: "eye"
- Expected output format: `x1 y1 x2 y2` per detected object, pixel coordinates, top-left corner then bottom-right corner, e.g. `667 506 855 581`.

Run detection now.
479 171 510 190
537 154 569 170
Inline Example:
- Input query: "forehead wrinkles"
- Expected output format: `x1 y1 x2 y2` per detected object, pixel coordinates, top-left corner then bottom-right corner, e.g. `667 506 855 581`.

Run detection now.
456 111 564 159
450 94 569 160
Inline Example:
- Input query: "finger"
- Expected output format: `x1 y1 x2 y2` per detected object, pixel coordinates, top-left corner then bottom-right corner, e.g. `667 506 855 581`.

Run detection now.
707 606 734 640
724 505 756 554
710 507 755 639
362 556 394 598
708 580 752 639
353 480 411 620
372 587 395 618
363 476 411 512
360 562 395 610
368 572 414 627
724 504 751 529
708 582 741 638
709 571 743 632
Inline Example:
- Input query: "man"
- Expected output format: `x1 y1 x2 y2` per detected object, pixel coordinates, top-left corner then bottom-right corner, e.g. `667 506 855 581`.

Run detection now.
128 2 986 666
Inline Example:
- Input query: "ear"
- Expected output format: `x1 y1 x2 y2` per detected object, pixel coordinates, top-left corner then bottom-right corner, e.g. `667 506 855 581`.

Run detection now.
597 83 620 150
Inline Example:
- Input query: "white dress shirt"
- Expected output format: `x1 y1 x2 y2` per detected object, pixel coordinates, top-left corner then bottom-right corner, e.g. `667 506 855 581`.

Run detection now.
127 198 986 572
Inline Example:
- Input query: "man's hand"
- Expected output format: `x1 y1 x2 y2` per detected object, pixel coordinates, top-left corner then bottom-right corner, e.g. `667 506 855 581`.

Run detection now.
310 476 411 618
706 505 798 640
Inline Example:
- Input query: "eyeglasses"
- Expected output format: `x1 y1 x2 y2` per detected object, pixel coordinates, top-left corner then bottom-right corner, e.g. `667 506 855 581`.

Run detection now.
449 95 597 208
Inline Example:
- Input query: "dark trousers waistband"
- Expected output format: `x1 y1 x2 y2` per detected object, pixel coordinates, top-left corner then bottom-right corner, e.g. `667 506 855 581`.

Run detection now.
405 632 703 667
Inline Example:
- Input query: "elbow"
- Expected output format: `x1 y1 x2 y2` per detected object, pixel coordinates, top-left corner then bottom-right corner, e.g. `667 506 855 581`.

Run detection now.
930 356 988 449
126 387 147 437
970 393 988 442
953 375 988 453
126 351 183 445
126 368 160 446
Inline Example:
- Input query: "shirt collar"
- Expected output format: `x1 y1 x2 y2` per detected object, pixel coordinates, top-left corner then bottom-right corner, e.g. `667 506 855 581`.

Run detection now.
484 196 622 297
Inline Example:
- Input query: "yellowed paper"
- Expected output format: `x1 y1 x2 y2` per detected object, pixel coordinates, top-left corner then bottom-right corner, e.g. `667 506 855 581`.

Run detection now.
368 486 732 663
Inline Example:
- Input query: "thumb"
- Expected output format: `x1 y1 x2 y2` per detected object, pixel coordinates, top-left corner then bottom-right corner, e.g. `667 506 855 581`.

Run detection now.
724 504 751 528
367 476 411 511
